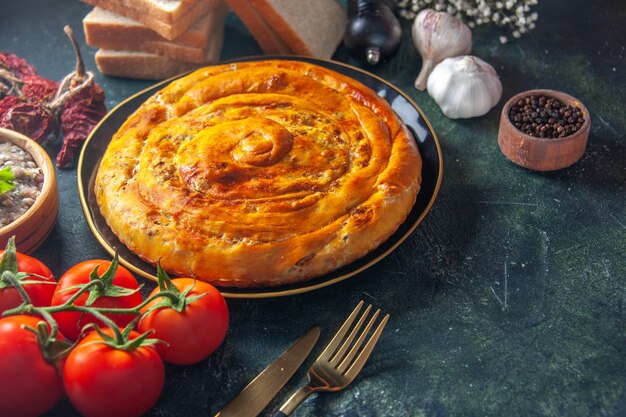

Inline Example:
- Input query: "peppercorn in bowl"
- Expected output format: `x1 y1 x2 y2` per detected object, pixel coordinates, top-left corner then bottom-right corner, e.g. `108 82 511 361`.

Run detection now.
497 89 590 171
0 128 59 253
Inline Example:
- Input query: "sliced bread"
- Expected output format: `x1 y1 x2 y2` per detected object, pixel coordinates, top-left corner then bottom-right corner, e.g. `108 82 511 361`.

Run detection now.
83 4 228 63
94 25 224 79
79 0 221 40
83 7 223 50
225 0 347 58
225 0 290 55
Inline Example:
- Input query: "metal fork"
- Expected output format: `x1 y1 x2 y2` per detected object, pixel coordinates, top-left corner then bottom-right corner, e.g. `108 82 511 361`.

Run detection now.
271 300 390 416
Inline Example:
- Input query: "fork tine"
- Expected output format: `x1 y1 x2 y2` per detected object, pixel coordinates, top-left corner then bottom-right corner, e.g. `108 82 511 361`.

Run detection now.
273 305 389 417
329 304 372 367
319 300 364 360
336 308 380 372
343 313 390 381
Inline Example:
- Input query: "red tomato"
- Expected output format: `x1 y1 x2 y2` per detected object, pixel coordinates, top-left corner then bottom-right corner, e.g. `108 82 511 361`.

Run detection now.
51 260 142 341
139 278 229 365
63 328 165 417
0 315 64 417
0 250 55 314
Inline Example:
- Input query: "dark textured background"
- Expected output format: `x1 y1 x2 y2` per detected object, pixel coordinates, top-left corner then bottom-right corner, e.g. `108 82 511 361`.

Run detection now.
1 0 624 416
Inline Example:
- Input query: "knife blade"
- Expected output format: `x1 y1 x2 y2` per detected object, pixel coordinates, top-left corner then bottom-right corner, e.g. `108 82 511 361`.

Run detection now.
214 326 320 417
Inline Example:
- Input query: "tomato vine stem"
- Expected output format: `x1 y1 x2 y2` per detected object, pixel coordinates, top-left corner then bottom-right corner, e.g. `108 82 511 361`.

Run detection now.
1 238 203 355
1 270 33 306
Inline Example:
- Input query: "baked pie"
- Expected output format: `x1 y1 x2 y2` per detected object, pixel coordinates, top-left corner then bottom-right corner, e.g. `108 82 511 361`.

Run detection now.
95 60 422 287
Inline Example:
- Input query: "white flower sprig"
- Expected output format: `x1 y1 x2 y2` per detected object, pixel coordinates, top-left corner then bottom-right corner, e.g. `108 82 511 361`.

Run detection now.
397 0 539 43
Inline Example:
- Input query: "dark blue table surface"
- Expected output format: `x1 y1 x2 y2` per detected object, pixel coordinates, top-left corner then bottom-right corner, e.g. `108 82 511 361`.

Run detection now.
1 1 624 416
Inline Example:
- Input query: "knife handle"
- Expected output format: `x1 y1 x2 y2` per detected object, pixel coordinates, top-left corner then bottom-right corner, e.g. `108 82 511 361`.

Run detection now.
270 385 315 416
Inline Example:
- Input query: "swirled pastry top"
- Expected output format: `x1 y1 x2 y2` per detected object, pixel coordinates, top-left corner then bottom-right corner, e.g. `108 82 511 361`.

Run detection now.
95 60 422 287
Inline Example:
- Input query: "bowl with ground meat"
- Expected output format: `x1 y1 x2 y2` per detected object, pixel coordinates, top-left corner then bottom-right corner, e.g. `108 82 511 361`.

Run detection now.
0 128 59 253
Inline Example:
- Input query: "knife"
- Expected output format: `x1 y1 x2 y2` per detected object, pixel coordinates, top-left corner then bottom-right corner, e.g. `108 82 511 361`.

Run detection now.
214 326 320 417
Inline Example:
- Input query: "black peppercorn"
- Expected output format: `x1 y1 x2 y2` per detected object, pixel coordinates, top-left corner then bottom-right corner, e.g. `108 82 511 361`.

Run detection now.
508 94 585 139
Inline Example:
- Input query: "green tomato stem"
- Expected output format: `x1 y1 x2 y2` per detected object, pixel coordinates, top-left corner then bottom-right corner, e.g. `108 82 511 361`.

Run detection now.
141 288 181 306
65 305 126 344
34 306 61 339
60 279 102 307
0 247 205 355
2 264 197 349
0 270 32 306
37 287 182 316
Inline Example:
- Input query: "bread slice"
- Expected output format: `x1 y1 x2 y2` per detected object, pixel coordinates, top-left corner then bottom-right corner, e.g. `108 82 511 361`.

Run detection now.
95 26 224 79
84 7 223 50
225 0 347 58
225 0 290 55
79 0 221 40
83 5 228 63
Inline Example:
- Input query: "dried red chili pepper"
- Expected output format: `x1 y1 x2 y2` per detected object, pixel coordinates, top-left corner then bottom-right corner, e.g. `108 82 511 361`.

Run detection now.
21 75 59 102
56 85 106 167
0 53 59 141
0 102 55 142
0 96 23 119
0 66 25 99
49 26 107 168
0 52 37 79
0 26 107 168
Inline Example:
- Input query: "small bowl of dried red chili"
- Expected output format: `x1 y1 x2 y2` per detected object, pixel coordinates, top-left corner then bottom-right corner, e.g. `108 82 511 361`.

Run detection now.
497 89 591 171
0 128 59 253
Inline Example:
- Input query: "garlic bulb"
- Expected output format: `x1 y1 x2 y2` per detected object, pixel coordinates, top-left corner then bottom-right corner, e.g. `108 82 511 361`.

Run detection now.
427 55 503 119
412 9 472 91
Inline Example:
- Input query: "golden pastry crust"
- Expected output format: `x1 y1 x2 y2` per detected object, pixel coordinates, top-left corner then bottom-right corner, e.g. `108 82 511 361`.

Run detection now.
95 60 422 287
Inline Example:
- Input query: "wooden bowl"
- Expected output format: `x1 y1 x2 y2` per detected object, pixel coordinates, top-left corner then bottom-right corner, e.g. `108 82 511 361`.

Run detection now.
498 89 591 171
0 128 59 253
